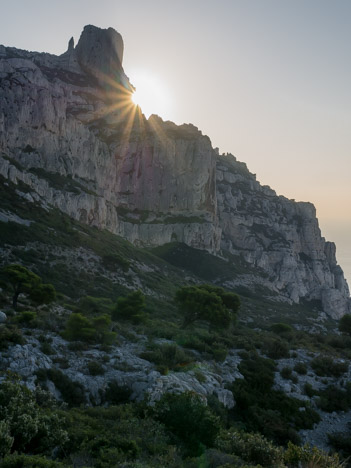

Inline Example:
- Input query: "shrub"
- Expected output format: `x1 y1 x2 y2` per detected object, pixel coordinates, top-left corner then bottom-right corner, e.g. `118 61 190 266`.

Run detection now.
113 290 146 323
212 346 228 362
104 381 132 405
304 383 317 398
175 285 239 329
87 361 105 376
29 283 56 305
281 367 292 380
328 430 351 459
216 429 283 466
194 370 206 383
63 313 95 342
154 392 220 456
284 441 343 467
311 355 348 377
0 376 68 456
317 385 351 412
63 313 116 345
16 311 37 325
270 322 293 335
294 362 307 375
0 454 67 467
339 314 351 335
140 343 194 371
0 326 24 350
231 354 320 445
264 339 289 359
40 342 55 355
36 369 86 407
77 295 113 316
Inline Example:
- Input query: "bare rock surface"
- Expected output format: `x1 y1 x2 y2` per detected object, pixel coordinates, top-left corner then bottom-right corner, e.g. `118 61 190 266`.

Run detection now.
0 332 240 408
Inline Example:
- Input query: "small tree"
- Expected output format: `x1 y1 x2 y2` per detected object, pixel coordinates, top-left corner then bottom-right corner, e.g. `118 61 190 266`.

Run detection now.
339 314 351 336
63 313 95 342
0 375 67 456
112 290 146 323
1 265 41 309
175 284 240 329
29 283 56 305
63 313 116 344
154 392 220 456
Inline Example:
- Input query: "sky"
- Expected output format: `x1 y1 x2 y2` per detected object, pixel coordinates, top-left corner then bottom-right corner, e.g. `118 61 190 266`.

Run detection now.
1 0 350 284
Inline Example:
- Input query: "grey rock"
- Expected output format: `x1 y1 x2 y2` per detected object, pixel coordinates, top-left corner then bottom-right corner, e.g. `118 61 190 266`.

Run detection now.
0 311 7 323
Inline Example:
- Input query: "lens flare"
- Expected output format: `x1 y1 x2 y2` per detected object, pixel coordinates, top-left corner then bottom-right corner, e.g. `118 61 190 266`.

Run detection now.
129 71 172 119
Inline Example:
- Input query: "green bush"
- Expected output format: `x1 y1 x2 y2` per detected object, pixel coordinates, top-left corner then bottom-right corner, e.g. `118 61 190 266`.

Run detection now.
29 283 56 306
140 343 194 371
0 326 24 350
154 392 220 456
77 296 113 316
62 404 173 465
280 367 292 380
317 385 351 412
216 429 283 466
16 311 37 325
40 342 55 355
113 290 146 323
104 381 132 405
0 376 67 456
230 354 320 445
175 284 239 329
284 441 343 467
328 430 351 459
212 346 228 362
0 454 67 467
36 369 86 407
194 369 206 383
339 314 351 335
264 339 289 359
294 362 307 375
63 313 116 345
311 355 348 377
87 361 105 376
304 383 317 398
270 322 293 336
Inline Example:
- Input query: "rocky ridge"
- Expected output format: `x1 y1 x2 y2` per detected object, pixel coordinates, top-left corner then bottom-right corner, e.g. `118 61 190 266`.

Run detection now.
0 25 350 318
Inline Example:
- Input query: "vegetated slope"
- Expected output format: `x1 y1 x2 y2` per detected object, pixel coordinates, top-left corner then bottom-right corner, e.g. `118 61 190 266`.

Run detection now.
2 172 351 466
0 173 328 328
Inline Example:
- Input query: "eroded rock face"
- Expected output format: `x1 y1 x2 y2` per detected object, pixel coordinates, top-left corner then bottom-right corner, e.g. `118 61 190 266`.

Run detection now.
75 25 125 86
0 28 220 252
0 25 349 317
216 154 351 318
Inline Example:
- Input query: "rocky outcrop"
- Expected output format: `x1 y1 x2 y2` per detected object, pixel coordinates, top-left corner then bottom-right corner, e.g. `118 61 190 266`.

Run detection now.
0 25 349 317
75 25 125 87
216 154 350 318
0 333 239 408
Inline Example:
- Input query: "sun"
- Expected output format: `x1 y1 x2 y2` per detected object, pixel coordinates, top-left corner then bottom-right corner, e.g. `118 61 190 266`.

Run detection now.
130 71 172 119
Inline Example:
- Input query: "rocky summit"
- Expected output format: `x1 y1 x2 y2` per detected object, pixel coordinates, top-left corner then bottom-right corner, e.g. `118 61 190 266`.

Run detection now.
0 25 350 318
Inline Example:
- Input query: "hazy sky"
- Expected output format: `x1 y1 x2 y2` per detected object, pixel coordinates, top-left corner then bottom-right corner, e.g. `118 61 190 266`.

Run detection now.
1 0 350 283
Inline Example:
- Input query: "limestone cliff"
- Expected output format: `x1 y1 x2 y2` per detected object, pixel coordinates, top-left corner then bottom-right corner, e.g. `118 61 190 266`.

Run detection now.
216 154 350 318
0 26 349 318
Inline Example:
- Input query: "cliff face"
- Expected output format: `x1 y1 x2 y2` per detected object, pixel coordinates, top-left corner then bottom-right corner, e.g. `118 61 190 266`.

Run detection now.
216 155 350 318
0 26 349 318
0 26 220 252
